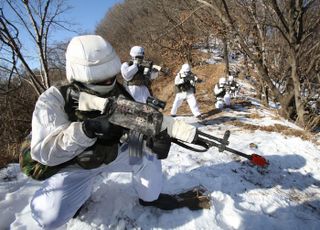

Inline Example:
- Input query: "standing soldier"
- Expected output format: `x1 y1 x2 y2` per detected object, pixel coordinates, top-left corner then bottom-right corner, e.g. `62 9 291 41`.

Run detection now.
170 63 203 119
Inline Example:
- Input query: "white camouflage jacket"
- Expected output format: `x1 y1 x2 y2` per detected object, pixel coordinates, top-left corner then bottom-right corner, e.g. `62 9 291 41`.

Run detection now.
30 86 96 166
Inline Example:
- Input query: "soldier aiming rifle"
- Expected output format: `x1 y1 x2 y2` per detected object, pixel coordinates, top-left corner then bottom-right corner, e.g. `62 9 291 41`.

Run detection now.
20 36 267 229
121 46 167 103
170 63 204 119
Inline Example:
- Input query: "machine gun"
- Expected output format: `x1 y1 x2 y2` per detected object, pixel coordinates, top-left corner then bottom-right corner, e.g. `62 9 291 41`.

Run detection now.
103 95 269 167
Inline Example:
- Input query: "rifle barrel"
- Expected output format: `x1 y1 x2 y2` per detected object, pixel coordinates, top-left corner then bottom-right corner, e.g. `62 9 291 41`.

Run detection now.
197 130 229 145
224 146 251 159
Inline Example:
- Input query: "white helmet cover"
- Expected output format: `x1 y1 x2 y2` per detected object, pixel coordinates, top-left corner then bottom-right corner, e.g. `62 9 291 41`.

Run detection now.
219 77 227 86
130 46 144 58
65 35 121 84
180 63 191 74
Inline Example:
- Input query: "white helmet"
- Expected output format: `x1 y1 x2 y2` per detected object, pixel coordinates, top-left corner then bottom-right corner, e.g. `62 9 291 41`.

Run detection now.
219 77 226 87
130 46 144 58
65 35 121 94
180 63 191 74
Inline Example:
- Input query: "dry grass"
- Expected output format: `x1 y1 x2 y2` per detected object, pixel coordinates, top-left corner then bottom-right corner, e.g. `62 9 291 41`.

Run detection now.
0 82 36 169
241 112 264 119
0 144 20 169
228 121 314 141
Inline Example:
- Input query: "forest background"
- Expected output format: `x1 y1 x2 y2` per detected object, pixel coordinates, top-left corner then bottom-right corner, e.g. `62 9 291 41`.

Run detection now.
0 0 319 168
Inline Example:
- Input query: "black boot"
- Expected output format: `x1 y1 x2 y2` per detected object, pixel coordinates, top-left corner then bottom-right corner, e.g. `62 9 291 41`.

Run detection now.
139 189 211 211
72 205 84 218
139 193 180 210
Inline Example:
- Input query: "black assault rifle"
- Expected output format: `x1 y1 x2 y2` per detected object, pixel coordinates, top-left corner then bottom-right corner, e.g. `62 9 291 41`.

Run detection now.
105 96 269 167
140 60 170 77
183 72 203 84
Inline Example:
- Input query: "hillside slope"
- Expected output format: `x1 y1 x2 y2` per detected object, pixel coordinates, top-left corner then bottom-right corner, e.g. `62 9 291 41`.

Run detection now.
1 73 320 229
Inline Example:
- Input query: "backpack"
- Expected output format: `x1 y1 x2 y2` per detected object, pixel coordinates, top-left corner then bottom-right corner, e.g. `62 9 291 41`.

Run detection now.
19 134 69 180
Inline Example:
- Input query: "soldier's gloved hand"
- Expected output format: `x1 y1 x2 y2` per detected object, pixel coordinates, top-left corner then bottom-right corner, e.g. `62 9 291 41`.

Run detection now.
82 115 123 141
78 92 110 113
137 64 145 73
160 116 197 143
147 130 171 159
133 58 143 65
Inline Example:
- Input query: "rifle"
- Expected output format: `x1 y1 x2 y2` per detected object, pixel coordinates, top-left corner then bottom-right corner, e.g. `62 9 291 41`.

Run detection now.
104 95 269 167
172 130 268 167
183 72 203 84
183 72 196 82
140 60 170 77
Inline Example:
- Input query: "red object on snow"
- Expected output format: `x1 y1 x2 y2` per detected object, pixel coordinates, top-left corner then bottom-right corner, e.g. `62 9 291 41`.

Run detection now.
250 154 269 167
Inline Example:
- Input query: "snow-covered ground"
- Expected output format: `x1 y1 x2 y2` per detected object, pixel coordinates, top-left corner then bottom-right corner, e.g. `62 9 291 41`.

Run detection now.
1 78 320 229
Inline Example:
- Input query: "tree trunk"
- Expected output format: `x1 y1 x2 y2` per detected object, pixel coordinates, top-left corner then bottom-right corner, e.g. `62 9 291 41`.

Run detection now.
279 91 295 120
289 49 306 127
254 60 282 101
223 35 229 76
243 54 249 77
264 86 269 107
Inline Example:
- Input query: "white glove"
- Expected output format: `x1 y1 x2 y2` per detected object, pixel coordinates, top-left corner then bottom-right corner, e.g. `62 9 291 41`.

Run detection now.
133 59 142 65
160 116 196 143
152 65 162 71
78 92 109 113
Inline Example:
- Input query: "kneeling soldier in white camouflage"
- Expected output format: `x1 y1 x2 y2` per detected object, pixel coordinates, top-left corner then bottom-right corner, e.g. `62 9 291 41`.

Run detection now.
227 75 240 98
27 35 209 229
213 77 231 109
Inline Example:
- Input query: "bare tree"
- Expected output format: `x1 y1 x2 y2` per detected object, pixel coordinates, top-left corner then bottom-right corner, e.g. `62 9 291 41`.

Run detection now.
96 0 210 66
95 0 319 129
0 0 72 95
194 0 320 130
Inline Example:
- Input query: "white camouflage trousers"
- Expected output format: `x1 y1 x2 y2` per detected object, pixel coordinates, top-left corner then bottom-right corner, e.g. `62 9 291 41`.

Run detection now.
126 85 151 103
30 145 162 229
215 93 231 109
170 91 201 117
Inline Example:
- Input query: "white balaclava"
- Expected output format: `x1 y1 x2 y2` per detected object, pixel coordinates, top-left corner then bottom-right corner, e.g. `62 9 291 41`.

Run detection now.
180 63 191 75
130 46 144 64
219 77 227 87
130 46 144 57
66 35 121 94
